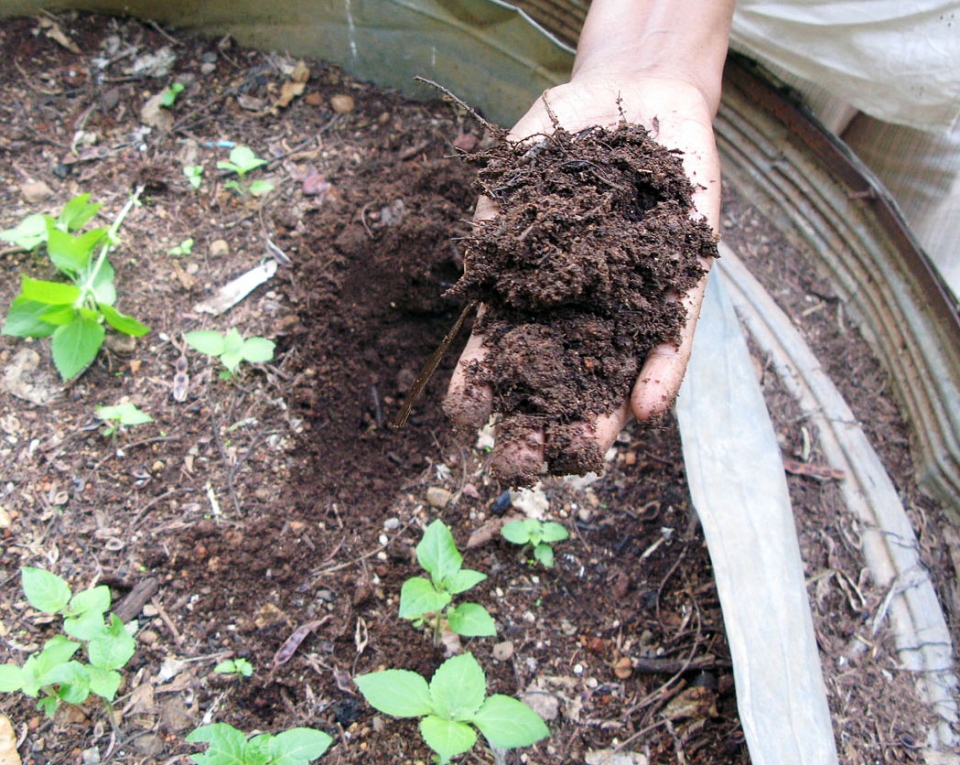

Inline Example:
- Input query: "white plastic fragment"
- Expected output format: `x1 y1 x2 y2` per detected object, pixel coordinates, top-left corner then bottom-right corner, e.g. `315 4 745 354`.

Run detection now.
677 271 840 765
194 260 278 316
715 246 959 750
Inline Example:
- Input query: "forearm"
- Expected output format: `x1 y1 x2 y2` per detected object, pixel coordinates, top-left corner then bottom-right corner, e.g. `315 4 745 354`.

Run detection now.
572 0 736 114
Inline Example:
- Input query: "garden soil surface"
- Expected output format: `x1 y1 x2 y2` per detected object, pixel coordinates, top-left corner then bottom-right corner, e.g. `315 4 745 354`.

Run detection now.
1 11 957 765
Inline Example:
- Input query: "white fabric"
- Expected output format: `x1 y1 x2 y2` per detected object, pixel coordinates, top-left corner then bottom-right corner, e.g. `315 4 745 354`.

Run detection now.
730 0 960 134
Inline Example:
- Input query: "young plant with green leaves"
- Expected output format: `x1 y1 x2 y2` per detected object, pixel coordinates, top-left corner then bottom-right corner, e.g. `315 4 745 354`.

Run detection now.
96 401 153 437
0 567 137 717
184 328 275 380
160 82 185 107
1 191 150 379
399 519 496 646
213 657 254 679
501 518 569 568
184 165 204 190
167 237 195 256
355 652 549 764
217 146 274 197
186 723 332 765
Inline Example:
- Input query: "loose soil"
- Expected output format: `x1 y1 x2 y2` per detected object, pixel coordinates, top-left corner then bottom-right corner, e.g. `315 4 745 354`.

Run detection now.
0 11 956 765
447 124 715 483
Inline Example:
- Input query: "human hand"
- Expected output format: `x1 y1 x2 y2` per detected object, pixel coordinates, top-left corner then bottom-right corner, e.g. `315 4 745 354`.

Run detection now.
443 72 723 483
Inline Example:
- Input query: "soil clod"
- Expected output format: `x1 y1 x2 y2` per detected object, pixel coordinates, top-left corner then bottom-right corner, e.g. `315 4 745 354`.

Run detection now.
449 123 718 483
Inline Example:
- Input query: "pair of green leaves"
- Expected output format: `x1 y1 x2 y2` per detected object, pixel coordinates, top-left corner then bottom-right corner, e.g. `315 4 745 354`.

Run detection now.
501 518 569 568
399 520 496 640
0 568 137 717
187 723 333 765
218 146 274 197
213 657 254 679
184 328 275 378
187 723 332 765
96 401 153 437
355 652 549 764
1 194 150 379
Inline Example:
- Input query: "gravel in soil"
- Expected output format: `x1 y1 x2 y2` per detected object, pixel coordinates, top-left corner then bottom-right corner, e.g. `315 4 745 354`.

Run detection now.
0 11 955 765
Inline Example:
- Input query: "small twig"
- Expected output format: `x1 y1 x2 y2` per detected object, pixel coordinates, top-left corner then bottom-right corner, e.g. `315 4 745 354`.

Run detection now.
210 407 243 516
413 77 500 135
147 19 182 46
391 299 478 428
113 577 160 623
151 597 183 645
311 546 387 578
272 615 333 667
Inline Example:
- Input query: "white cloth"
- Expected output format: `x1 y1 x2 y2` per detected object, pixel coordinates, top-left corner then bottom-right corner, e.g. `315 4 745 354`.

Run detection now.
731 0 960 134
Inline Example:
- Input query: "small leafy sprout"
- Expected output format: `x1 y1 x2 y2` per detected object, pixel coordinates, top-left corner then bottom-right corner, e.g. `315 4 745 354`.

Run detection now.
400 519 496 647
355 652 549 764
1 191 150 379
184 328 275 380
184 165 204 190
1 194 104 251
217 146 274 197
160 82 185 107
501 519 569 568
1 213 49 251
0 567 137 718
187 723 332 765
167 237 195 256
213 658 254 679
96 402 153 437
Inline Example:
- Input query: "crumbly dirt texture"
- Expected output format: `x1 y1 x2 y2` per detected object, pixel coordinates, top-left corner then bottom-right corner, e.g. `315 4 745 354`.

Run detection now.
0 11 956 765
448 124 717 483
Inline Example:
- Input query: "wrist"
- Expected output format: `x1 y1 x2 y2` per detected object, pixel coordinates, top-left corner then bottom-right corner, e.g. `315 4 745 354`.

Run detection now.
571 0 734 114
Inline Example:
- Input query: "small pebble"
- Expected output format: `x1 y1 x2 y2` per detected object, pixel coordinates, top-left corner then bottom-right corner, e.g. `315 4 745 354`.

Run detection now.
209 239 230 258
21 180 54 204
138 629 160 645
426 487 453 509
330 94 355 114
520 687 559 721
573 663 584 675
492 641 514 661
614 656 633 679
383 517 400 530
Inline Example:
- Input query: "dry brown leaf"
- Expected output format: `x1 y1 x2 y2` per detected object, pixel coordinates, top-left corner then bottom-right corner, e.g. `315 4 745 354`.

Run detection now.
275 81 306 110
465 516 514 549
0 713 21 765
38 15 81 53
291 60 310 84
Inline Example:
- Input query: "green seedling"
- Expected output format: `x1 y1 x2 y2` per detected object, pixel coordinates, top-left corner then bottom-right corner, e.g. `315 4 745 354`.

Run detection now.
187 723 332 765
0 567 137 718
217 146 274 197
356 652 549 764
167 238 195 256
160 82 185 107
399 520 496 646
184 328 275 380
213 658 254 679
501 518 569 568
0 193 100 251
96 402 153 437
184 165 204 190
1 191 150 379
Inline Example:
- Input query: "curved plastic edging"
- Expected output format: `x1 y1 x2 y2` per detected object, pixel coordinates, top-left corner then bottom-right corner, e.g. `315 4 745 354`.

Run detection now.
677 274 840 765
716 61 960 521
717 246 959 751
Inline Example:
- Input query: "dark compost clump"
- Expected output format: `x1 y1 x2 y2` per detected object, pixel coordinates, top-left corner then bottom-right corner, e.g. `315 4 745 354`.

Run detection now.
448 122 719 483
